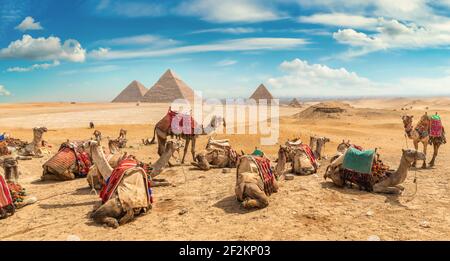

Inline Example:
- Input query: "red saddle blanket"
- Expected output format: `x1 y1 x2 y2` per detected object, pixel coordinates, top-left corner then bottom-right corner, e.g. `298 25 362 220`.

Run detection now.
0 175 13 208
430 119 443 137
157 108 200 135
251 156 276 196
298 144 318 170
100 158 152 204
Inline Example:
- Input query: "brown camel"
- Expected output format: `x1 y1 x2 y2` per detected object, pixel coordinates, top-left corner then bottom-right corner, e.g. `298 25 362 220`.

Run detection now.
309 136 330 160
149 112 225 164
93 130 102 142
90 140 182 228
324 149 425 194
191 137 238 170
235 153 280 209
402 113 445 168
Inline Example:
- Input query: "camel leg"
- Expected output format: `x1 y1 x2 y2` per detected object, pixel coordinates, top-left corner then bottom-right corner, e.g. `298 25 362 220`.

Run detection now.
421 141 427 169
157 136 166 157
327 169 345 187
242 183 269 209
118 208 135 225
90 198 122 228
412 140 419 167
373 182 401 194
429 143 439 167
191 136 196 162
181 137 190 164
150 179 171 187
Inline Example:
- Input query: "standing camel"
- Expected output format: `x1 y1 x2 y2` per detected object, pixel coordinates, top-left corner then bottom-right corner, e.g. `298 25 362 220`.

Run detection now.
149 110 225 164
402 113 445 168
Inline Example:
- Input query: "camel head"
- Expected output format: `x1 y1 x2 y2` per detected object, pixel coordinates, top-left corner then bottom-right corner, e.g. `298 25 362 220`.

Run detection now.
402 115 413 128
277 145 289 161
33 126 48 139
119 129 127 139
202 115 226 135
337 140 350 153
402 148 425 164
0 156 20 183
166 139 183 155
93 130 102 142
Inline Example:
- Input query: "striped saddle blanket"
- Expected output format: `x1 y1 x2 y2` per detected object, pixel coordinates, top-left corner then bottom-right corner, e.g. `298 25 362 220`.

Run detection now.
249 156 276 196
0 175 13 209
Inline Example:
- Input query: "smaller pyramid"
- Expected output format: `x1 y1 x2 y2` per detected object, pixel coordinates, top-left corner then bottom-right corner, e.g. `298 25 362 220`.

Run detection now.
289 98 302 107
249 84 274 101
112 80 148 103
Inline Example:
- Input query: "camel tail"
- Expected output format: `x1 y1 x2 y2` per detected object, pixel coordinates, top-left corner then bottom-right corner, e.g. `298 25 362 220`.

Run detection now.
149 127 157 144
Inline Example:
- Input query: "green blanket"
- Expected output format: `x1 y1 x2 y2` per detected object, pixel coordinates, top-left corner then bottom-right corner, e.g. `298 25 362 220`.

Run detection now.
342 147 375 174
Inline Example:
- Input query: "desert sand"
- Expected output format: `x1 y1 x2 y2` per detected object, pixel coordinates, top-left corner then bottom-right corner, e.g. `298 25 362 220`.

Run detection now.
1 98 449 240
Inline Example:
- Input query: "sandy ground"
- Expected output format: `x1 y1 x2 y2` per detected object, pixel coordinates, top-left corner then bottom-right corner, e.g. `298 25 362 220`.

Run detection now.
1 98 449 240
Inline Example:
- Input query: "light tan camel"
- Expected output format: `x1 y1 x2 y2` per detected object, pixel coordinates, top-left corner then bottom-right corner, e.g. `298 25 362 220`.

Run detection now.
149 112 225 164
309 136 330 160
324 149 425 194
235 153 281 209
191 138 238 170
90 140 182 228
18 127 48 157
402 114 430 168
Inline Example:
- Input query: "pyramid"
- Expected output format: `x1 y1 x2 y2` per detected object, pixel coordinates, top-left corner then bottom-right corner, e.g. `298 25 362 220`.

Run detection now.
141 69 197 103
112 80 148 103
289 98 302 107
249 84 274 101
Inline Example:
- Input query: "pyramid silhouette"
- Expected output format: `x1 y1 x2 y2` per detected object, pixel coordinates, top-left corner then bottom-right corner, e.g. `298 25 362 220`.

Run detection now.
289 98 301 107
249 84 274 100
141 69 197 103
112 80 148 103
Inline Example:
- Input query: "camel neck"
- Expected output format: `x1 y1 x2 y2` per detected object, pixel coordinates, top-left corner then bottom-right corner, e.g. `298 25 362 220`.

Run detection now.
394 154 410 184
150 148 174 177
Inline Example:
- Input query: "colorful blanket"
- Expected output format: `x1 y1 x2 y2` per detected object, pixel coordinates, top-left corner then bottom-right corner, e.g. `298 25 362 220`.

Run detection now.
343 147 375 175
157 108 200 135
100 158 152 206
430 116 443 137
0 175 13 208
7 182 26 205
58 142 92 177
250 156 276 196
299 144 318 170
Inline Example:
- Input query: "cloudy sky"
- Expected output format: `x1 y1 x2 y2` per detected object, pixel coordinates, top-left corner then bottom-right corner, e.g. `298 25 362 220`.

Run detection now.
1 0 450 102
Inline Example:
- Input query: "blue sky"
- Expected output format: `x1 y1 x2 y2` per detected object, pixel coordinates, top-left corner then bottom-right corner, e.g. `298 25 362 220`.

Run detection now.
1 0 450 102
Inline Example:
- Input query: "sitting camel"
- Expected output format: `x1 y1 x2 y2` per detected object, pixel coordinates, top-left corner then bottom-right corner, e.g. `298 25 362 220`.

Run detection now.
329 140 363 163
324 148 425 194
10 127 48 157
309 136 330 160
41 140 92 181
89 140 182 228
0 157 37 219
283 137 326 175
235 150 283 209
191 137 238 170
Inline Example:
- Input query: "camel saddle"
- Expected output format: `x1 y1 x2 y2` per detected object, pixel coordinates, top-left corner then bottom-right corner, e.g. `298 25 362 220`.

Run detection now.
157 108 200 135
342 147 375 175
43 141 91 178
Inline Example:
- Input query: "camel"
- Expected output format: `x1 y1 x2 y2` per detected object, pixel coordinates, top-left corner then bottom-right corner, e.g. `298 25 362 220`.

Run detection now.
41 141 92 181
149 109 225 164
89 122 95 129
402 113 446 168
191 137 238 170
329 140 363 163
16 127 48 157
235 153 279 209
0 156 37 219
93 130 102 142
90 140 182 228
309 136 330 160
324 148 425 194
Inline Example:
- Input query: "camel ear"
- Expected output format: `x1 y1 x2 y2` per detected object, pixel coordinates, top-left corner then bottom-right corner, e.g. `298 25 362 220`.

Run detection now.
402 148 406 153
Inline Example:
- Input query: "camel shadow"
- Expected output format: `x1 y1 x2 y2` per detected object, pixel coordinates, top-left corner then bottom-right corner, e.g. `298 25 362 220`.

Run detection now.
39 200 97 209
213 195 260 214
320 181 406 208
71 187 98 196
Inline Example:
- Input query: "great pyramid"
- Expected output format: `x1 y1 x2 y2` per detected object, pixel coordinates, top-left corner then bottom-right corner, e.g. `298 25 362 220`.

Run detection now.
141 69 197 103
112 80 148 103
289 98 302 107
249 84 274 101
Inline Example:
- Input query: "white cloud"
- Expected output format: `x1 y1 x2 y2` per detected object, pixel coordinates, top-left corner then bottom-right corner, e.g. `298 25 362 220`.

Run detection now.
216 59 237 66
191 27 261 34
0 85 11 96
7 60 60 72
299 13 378 30
267 58 377 97
15 16 43 31
176 0 282 23
90 37 308 60
0 35 86 62
95 34 179 47
60 65 121 75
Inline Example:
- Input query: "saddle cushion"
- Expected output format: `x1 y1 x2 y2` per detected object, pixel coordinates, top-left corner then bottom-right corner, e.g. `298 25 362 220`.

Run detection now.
342 147 375 175
43 147 76 175
430 116 443 137
0 175 13 208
